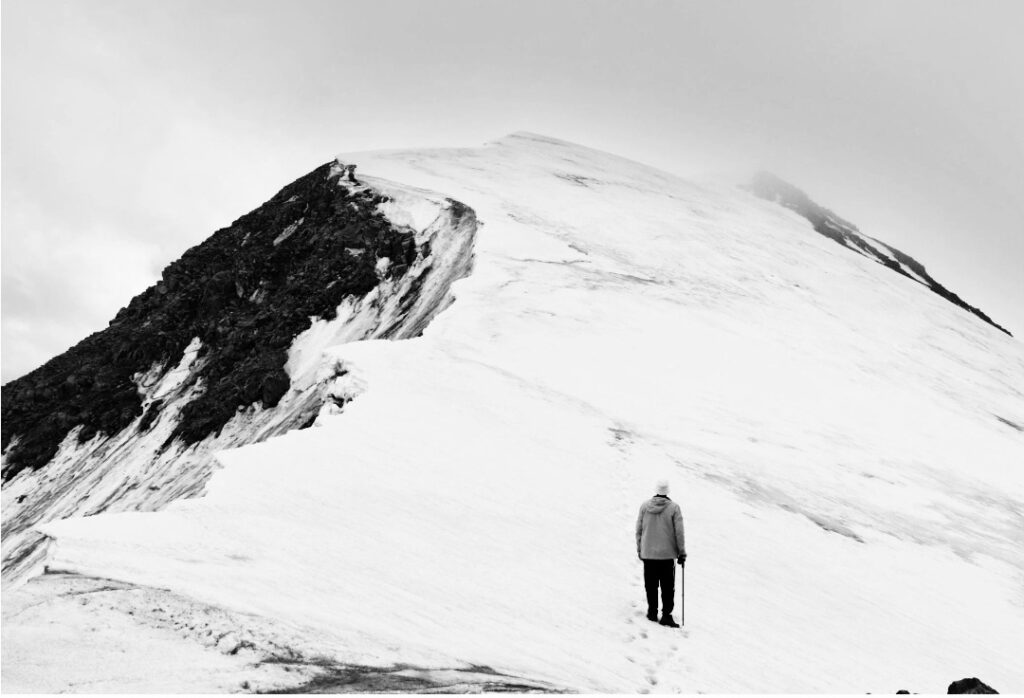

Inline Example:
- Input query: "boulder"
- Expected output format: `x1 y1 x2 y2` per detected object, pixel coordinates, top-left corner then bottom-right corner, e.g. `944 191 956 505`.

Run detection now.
948 677 998 694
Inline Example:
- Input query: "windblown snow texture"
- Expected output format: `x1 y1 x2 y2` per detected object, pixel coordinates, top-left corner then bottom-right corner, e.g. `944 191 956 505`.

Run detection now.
747 172 1011 336
3 133 1023 693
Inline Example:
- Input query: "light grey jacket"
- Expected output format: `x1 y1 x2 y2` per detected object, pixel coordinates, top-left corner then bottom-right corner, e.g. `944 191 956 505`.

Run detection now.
636 495 686 560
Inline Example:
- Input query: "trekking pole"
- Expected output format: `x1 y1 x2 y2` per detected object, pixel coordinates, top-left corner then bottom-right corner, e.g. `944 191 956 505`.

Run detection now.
680 562 685 627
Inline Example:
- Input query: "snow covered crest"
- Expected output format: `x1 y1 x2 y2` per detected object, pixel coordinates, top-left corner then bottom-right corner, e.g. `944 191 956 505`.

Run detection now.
12 133 1024 693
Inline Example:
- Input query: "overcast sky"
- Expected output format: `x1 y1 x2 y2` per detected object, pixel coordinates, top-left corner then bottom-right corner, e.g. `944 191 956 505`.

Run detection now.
3 0 1022 382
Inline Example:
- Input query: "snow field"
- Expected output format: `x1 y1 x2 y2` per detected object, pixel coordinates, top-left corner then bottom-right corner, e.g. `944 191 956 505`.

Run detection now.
35 133 1024 692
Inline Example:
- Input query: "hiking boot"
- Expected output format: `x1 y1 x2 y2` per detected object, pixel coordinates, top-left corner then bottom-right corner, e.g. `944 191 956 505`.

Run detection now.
646 611 658 622
659 615 680 628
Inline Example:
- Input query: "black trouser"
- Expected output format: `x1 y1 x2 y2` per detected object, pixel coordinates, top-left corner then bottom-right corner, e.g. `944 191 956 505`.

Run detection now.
643 559 675 617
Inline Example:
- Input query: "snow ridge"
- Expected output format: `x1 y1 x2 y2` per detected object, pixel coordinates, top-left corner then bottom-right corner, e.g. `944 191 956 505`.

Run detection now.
746 171 1011 335
6 134 1024 693
1 174 477 586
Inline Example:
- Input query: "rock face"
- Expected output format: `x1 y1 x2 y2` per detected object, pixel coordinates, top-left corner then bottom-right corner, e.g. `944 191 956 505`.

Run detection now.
746 172 1010 336
948 677 998 694
0 160 477 582
2 162 409 479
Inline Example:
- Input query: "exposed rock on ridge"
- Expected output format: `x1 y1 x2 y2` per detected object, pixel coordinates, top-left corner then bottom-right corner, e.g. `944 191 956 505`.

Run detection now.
0 161 477 583
747 172 1010 336
3 163 429 478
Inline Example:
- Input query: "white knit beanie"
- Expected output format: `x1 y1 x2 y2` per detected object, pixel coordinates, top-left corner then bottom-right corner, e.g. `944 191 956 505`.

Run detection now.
655 479 670 495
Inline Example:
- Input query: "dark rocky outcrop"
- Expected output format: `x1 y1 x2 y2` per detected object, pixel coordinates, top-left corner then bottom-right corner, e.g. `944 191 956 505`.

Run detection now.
948 677 998 694
746 172 1011 337
1 162 419 480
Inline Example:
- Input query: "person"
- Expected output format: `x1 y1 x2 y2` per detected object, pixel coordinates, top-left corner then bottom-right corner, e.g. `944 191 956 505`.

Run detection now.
636 479 687 627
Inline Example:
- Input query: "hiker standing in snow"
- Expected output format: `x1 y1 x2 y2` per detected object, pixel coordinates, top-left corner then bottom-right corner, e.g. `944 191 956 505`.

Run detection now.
636 480 686 627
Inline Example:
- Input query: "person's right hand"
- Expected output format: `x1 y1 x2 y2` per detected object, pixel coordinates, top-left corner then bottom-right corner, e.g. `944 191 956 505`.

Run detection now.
677 553 687 566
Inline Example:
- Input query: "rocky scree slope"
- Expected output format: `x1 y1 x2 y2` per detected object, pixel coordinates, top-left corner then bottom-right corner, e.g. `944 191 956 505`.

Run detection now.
747 172 1010 336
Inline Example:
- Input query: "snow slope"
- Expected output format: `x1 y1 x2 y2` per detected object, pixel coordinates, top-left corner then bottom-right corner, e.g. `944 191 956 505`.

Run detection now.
17 132 1024 692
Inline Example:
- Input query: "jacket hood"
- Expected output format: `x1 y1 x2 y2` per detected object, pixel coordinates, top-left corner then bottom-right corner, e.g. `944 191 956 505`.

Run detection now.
646 495 672 513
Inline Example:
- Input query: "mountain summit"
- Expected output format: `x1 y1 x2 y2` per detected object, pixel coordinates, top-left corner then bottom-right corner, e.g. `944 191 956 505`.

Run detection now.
3 133 1022 693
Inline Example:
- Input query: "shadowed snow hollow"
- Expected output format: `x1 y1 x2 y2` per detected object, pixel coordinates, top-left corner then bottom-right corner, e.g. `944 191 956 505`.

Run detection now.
13 133 1024 693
